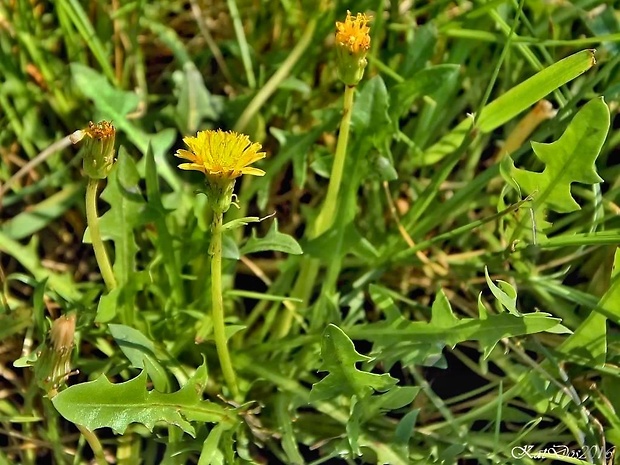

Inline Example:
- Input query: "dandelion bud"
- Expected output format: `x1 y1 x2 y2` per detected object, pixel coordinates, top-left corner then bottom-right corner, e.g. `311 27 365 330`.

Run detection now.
36 313 77 396
335 11 371 86
75 121 116 179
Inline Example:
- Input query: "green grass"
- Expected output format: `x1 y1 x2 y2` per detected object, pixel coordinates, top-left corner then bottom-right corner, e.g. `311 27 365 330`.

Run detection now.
1 1 620 464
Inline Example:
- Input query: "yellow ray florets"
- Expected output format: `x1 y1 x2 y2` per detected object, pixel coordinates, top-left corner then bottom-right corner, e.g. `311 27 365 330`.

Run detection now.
175 129 266 180
335 11 371 54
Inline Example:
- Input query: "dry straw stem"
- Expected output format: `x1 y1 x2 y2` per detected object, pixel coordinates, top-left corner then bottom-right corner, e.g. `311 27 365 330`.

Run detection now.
0 135 74 206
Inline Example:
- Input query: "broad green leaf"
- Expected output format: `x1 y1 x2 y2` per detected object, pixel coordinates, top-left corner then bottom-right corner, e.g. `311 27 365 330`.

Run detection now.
484 267 519 316
398 23 437 79
309 324 397 402
52 363 237 436
175 61 221 134
502 97 608 238
108 324 169 392
372 154 398 182
97 150 146 288
198 423 227 465
362 385 421 428
96 287 121 323
222 234 240 260
351 76 392 144
240 219 302 256
430 289 460 327
361 286 560 363
71 64 149 150
394 409 418 454
421 49 597 165
504 97 608 213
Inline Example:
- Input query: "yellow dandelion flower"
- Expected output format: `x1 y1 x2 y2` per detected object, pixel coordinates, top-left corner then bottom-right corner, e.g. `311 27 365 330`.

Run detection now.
176 129 266 181
335 11 371 55
334 11 371 86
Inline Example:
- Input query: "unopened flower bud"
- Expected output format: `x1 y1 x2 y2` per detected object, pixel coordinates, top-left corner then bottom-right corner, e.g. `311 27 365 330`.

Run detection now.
36 313 77 396
73 121 116 179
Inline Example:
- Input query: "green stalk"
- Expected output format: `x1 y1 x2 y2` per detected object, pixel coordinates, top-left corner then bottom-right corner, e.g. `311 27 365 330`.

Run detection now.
312 85 356 237
46 387 106 465
76 424 108 465
85 178 117 290
274 85 357 339
210 212 239 398
226 0 255 89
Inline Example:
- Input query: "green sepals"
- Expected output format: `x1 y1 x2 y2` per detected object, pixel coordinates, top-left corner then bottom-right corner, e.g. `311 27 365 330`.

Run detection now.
198 178 236 215
336 45 368 87
32 312 77 396
221 216 262 232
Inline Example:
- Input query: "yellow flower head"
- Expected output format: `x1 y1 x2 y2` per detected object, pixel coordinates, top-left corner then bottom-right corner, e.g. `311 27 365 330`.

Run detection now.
84 120 115 141
176 129 265 181
335 11 371 55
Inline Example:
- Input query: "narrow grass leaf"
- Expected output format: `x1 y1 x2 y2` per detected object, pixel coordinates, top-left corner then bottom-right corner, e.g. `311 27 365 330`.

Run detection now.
197 423 227 465
422 49 596 165
2 183 82 240
556 248 620 366
477 49 596 132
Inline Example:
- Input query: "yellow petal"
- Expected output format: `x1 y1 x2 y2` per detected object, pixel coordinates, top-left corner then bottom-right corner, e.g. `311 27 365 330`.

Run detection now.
241 167 266 177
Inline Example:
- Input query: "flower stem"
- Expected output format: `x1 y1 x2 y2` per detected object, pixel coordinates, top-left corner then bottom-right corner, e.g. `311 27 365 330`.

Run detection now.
312 84 356 237
77 424 108 465
47 388 107 465
210 212 239 398
85 178 117 291
275 85 357 339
